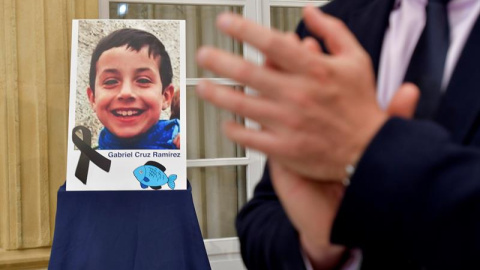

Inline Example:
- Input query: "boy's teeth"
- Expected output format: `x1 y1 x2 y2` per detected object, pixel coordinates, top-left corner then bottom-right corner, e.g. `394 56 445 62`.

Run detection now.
115 110 139 116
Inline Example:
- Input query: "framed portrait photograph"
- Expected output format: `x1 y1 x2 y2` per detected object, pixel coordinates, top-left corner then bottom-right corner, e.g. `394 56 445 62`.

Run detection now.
66 20 186 191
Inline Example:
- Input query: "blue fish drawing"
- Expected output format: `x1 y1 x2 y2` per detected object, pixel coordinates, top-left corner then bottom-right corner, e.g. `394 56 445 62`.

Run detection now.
133 161 177 190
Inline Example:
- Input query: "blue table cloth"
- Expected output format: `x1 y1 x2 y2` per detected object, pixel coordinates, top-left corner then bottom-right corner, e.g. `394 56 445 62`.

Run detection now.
49 182 210 270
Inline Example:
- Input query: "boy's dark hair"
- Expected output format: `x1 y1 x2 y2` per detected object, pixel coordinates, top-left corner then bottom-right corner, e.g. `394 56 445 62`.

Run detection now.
89 28 173 94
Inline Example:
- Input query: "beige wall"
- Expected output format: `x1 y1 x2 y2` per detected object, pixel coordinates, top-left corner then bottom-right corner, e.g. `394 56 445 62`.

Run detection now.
0 0 98 268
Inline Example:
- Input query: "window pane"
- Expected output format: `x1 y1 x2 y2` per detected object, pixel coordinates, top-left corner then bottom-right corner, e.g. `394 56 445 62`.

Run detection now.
186 86 246 159
109 3 244 78
188 166 247 239
270 6 302 32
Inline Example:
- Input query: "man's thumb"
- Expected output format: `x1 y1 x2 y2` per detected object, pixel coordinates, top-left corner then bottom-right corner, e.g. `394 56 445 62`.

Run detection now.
386 83 420 119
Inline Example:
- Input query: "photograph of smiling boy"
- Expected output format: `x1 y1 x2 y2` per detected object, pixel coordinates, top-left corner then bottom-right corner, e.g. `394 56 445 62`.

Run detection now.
87 28 180 150
75 21 181 150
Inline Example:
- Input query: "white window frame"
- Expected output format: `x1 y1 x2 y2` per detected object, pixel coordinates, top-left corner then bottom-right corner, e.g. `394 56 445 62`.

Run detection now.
99 1 328 269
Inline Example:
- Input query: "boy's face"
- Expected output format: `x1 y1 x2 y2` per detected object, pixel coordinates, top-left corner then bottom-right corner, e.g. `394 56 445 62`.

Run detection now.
87 45 173 139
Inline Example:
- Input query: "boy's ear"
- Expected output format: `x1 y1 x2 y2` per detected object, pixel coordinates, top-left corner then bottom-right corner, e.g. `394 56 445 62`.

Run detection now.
162 84 175 110
87 87 96 112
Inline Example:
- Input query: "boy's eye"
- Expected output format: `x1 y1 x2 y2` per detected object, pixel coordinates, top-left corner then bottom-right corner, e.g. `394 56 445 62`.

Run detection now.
136 78 152 85
103 79 119 86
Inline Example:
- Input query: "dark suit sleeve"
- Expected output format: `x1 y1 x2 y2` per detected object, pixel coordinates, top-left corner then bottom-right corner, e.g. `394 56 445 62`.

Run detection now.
332 117 480 269
236 164 307 270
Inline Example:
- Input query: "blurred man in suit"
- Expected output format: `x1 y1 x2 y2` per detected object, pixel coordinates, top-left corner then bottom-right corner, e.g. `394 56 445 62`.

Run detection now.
196 0 480 269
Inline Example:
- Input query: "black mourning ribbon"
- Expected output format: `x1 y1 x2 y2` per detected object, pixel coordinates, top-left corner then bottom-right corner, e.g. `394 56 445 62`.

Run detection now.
72 126 111 184
404 0 451 119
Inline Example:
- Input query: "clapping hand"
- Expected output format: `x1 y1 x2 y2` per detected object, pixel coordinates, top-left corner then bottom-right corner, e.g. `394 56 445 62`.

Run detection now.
196 7 387 182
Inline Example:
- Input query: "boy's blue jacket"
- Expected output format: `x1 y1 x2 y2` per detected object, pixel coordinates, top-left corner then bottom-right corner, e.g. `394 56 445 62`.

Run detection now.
98 119 179 150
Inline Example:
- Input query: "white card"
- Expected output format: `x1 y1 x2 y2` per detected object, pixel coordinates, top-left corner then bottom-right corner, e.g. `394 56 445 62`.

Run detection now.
66 20 186 191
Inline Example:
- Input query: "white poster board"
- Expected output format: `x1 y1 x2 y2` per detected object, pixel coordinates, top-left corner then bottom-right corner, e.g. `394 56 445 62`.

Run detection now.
66 20 186 191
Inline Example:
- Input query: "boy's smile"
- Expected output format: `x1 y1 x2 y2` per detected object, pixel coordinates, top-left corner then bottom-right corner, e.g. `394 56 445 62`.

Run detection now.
87 45 173 139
